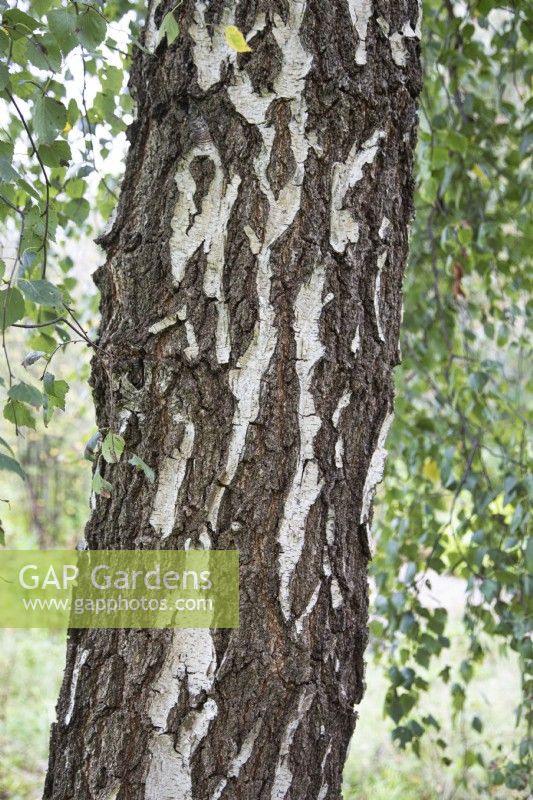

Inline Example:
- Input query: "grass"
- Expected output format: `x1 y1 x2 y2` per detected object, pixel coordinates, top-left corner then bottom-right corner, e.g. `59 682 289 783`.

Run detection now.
0 630 65 800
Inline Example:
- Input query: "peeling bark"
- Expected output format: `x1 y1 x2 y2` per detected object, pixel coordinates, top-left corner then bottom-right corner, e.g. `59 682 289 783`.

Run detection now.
44 1 421 798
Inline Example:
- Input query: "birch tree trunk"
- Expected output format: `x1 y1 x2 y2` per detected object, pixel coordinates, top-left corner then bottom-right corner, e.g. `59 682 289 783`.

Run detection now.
44 1 421 798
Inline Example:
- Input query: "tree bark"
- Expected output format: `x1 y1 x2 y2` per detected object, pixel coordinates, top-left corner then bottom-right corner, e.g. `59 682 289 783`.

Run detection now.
44 1 421 798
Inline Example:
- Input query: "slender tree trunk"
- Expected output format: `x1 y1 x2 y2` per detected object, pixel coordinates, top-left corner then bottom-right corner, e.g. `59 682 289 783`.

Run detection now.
44 1 421 798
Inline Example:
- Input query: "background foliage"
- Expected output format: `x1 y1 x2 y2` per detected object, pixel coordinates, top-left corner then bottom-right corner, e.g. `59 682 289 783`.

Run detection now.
371 1 532 794
0 0 531 797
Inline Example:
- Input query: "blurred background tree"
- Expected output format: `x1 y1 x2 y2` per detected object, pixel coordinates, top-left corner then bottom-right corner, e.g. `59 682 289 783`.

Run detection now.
0 0 530 797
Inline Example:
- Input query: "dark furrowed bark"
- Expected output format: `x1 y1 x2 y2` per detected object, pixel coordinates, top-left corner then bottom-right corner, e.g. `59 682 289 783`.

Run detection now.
44 1 421 798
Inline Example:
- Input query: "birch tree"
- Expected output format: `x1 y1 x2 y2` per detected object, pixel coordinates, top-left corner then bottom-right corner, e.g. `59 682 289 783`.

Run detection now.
2 0 422 797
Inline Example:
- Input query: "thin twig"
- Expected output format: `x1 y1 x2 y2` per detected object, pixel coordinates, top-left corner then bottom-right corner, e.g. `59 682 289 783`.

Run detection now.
6 90 50 278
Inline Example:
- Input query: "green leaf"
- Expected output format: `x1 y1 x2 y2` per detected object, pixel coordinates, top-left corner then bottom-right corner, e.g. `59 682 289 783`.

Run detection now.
92 469 112 497
447 130 467 154
224 25 251 53
101 432 125 464
77 8 107 50
3 399 36 430
64 197 90 225
38 140 72 168
0 63 9 92
66 98 79 127
472 715 483 733
158 11 180 45
27 35 62 73
431 146 448 169
408 720 424 738
47 7 77 54
526 538 533 574
128 455 155 483
0 288 25 330
0 452 26 481
22 351 46 368
0 436 14 456
457 226 473 245
33 95 67 144
8 382 44 407
43 373 69 410
18 279 63 307
3 9 39 38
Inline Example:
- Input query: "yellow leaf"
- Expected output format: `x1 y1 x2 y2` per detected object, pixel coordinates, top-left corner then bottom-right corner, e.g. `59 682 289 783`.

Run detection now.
422 459 440 484
471 164 490 188
224 25 252 53
62 122 72 134
488 493 513 523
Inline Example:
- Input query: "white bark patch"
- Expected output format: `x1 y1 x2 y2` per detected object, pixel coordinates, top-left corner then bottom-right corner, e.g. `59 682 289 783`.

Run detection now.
118 408 132 435
211 720 262 800
145 0 163 51
317 742 332 800
148 629 216 730
146 699 218 800
295 582 321 635
244 224 261 255
207 3 313 531
199 525 212 550
202 166 241 363
335 438 345 469
411 0 423 39
330 578 343 609
169 139 240 364
184 320 199 361
351 324 361 355
389 32 407 66
398 301 404 361
360 411 394 525
376 16 390 35
64 648 89 726
330 130 385 253
332 389 351 428
379 216 391 239
323 509 334 583
149 314 178 334
323 509 342 608
278 264 326 620
146 735 186 800
169 143 227 285
323 545 332 578
150 416 195 538
373 250 387 343
189 3 236 92
99 782 121 800
348 0 373 65
325 507 335 547
332 389 351 469
270 690 314 800
191 6 268 92
146 630 218 800
387 7 422 67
